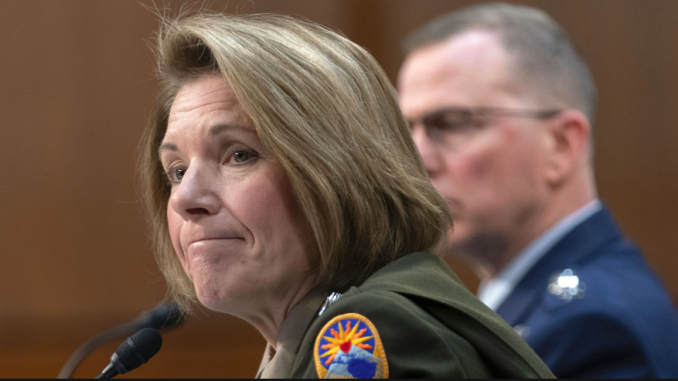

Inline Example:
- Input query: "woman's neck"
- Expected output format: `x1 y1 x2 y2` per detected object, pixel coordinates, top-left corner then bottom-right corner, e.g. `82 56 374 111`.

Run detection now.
240 276 320 348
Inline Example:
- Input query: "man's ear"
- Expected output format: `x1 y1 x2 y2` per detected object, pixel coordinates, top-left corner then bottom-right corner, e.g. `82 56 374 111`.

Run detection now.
542 109 591 186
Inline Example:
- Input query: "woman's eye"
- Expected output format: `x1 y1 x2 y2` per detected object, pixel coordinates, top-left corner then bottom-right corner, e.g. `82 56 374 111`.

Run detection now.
232 150 257 163
166 167 186 184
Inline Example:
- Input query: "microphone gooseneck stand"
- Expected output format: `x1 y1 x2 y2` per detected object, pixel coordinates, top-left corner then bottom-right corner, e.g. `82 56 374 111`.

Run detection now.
57 302 183 379
57 322 137 379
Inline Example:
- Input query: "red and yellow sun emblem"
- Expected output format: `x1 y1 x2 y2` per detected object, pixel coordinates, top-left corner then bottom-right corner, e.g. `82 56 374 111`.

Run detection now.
314 313 388 379
320 319 374 365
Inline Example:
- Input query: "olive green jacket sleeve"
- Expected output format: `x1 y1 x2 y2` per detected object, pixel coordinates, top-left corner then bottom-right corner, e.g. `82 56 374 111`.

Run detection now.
290 252 554 379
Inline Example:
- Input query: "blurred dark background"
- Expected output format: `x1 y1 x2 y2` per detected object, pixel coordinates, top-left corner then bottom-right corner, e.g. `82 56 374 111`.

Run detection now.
1 0 676 378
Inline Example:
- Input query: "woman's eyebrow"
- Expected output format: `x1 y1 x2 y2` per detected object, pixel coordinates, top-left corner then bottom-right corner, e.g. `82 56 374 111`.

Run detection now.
210 123 252 136
159 123 253 158
159 142 178 153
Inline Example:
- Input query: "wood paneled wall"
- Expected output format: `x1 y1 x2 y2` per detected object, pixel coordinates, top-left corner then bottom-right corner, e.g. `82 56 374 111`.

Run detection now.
1 0 676 378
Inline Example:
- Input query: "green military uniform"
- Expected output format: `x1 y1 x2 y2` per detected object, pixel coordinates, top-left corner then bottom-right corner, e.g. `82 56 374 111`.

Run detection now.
288 252 554 378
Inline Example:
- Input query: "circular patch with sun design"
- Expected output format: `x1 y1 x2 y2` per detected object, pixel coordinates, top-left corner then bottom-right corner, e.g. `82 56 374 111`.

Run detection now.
314 313 389 379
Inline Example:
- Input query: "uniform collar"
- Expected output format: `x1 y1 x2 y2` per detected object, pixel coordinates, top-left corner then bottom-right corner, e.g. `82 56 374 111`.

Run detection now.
478 200 602 310
495 204 624 325
257 285 329 378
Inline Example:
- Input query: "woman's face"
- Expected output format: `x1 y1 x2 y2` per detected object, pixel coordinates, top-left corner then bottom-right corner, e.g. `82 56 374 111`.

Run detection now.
160 76 318 317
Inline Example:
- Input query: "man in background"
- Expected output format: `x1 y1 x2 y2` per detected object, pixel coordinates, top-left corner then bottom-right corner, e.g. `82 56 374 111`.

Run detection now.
398 2 678 378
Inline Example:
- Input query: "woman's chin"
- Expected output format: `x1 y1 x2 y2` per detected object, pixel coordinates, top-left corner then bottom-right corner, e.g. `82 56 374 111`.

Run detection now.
193 282 227 311
194 284 245 316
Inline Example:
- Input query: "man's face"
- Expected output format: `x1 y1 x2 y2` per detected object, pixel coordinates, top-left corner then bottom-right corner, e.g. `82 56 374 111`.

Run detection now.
398 31 550 260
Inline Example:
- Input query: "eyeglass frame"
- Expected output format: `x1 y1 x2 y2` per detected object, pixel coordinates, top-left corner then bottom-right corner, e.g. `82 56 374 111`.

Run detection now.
407 106 562 147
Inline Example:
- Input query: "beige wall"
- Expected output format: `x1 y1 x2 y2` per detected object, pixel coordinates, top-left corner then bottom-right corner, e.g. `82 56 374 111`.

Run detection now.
0 0 676 377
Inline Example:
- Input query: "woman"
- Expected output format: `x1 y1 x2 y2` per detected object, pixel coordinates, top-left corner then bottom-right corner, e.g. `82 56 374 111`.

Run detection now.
140 13 553 379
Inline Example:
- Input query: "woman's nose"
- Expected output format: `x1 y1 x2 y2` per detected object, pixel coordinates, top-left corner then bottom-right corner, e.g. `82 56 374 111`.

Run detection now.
168 162 220 220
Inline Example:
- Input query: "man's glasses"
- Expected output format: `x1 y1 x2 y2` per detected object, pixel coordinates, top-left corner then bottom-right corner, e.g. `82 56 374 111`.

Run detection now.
408 107 562 148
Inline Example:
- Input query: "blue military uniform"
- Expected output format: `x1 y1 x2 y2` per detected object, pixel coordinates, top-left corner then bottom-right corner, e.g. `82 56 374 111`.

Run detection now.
497 206 678 378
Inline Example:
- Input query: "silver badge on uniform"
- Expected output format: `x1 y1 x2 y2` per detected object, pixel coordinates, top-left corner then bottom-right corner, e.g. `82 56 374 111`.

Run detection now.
318 292 343 316
548 268 585 301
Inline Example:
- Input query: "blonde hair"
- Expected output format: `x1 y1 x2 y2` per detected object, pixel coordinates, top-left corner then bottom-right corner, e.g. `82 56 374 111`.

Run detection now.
140 13 452 311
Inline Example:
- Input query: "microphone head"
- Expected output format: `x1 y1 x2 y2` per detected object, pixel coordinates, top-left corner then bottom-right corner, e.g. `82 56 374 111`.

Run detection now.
134 302 185 331
112 328 162 374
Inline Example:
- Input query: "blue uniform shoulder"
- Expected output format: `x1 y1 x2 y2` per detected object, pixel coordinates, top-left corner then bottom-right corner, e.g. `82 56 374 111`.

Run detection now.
526 240 678 378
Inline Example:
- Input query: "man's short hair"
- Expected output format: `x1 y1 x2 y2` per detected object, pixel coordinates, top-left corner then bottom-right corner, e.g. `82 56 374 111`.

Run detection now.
403 2 597 123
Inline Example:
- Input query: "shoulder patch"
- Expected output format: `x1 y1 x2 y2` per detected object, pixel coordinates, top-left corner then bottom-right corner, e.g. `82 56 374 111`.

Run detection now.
314 313 389 379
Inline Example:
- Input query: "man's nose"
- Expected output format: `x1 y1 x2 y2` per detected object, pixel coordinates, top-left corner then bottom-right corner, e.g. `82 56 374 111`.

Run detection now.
411 124 443 178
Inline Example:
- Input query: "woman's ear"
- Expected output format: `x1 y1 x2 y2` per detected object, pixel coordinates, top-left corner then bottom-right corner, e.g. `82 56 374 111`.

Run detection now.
542 109 591 186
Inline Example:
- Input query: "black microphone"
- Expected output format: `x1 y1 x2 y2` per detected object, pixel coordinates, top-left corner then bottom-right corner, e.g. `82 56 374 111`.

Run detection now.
132 302 185 331
57 302 184 379
96 328 163 379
